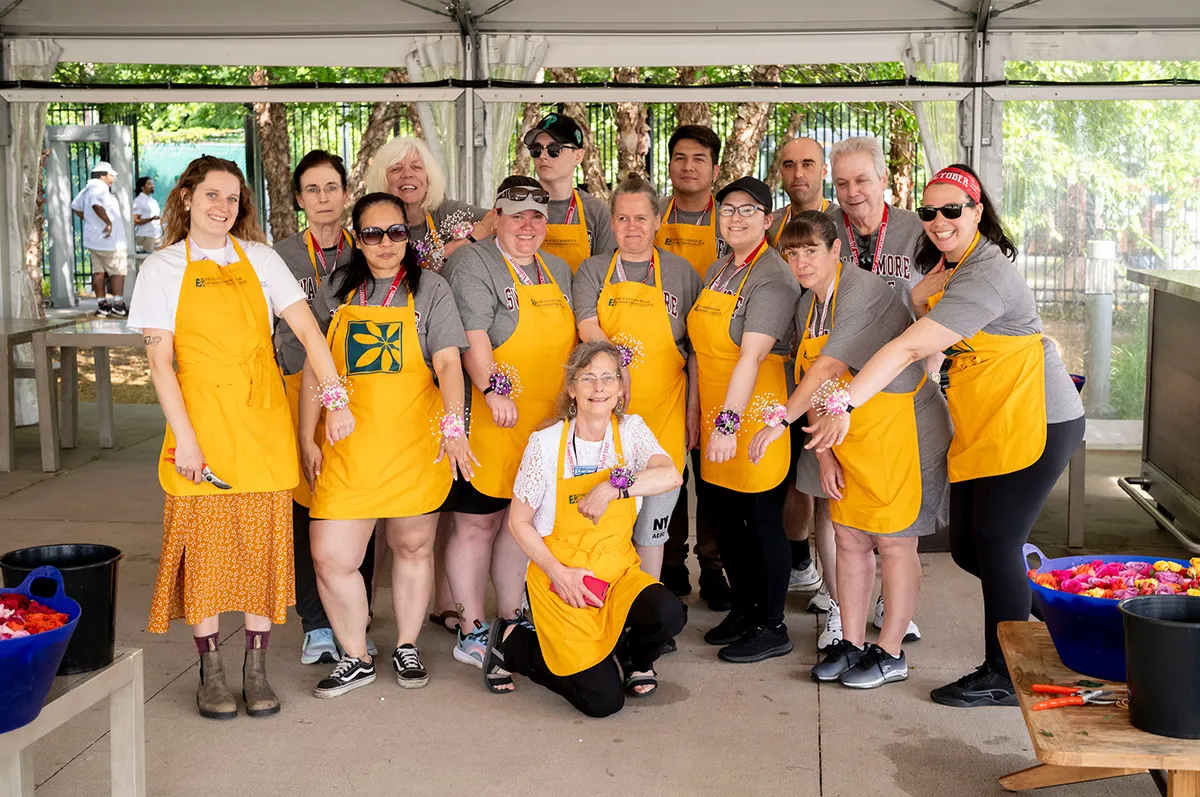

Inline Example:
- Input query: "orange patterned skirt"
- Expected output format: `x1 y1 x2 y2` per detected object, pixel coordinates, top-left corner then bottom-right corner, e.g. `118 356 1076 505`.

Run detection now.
148 490 295 633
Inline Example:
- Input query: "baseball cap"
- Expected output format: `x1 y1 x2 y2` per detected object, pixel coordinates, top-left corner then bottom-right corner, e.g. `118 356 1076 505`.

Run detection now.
495 185 550 217
716 176 772 213
92 161 117 176
522 114 585 148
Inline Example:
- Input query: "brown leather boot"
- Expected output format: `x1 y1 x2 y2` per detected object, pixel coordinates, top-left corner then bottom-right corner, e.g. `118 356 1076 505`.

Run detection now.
197 642 238 720
242 641 281 717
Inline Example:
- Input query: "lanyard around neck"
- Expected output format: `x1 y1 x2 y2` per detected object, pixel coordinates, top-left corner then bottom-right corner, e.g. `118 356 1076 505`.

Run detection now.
842 205 890 273
668 195 713 225
360 271 404 307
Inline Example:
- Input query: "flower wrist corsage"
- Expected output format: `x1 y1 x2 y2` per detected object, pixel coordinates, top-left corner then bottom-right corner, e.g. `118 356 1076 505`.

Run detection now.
440 412 466 441
610 466 635 499
714 409 741 436
317 376 352 411
488 371 513 397
811 379 853 417
762 402 788 428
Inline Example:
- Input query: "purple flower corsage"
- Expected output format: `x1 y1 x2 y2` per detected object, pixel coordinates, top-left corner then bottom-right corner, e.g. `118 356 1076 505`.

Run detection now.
609 466 635 493
714 409 741 436
488 371 513 397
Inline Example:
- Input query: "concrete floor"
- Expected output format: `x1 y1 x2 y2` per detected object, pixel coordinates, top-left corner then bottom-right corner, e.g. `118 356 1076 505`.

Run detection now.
0 405 1188 797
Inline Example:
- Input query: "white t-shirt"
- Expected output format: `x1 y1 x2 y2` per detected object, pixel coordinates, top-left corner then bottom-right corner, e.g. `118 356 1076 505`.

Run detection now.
132 193 162 239
70 179 125 252
512 415 669 538
127 237 306 335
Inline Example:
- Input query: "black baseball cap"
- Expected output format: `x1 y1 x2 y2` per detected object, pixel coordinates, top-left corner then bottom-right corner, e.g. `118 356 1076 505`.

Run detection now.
715 176 772 213
523 114 585 148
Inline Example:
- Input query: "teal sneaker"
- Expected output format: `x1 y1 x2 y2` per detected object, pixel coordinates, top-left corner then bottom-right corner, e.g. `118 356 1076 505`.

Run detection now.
301 628 339 665
454 621 489 669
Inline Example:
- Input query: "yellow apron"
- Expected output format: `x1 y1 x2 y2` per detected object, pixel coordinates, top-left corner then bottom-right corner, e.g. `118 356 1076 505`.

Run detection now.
468 254 577 499
284 227 353 507
655 196 719 279
685 244 790 493
771 200 830 248
541 190 591 273
159 238 297 496
927 235 1046 482
525 420 658 676
596 249 687 471
795 263 923 533
310 282 452 519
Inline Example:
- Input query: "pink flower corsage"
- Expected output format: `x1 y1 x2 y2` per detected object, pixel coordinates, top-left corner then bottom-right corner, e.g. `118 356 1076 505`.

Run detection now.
440 412 466 440
762 402 788 428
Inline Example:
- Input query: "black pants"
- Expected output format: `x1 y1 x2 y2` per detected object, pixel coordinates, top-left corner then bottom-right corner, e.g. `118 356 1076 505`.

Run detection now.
506 584 686 718
664 449 723 570
706 476 790 628
293 501 376 633
949 417 1085 670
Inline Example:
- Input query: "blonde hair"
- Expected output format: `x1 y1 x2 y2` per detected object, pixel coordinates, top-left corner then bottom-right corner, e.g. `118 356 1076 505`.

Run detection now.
830 136 887 180
364 136 446 212
161 155 267 247
540 341 627 430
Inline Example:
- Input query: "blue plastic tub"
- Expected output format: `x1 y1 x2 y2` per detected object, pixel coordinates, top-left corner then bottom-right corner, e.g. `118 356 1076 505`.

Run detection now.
1024 544 1191 682
0 566 81 733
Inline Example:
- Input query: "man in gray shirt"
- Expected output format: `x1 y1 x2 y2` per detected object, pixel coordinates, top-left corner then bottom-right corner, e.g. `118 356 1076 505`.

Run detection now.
768 136 841 247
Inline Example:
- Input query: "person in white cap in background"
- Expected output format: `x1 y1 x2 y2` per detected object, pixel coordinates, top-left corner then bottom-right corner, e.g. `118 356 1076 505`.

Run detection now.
71 160 130 317
133 176 163 253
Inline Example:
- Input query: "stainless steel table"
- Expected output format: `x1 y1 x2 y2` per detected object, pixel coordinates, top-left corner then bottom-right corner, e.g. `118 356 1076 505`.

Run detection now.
32 319 146 472
0 317 74 471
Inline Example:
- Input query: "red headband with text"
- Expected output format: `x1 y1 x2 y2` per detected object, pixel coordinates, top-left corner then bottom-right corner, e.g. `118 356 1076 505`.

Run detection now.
925 167 982 203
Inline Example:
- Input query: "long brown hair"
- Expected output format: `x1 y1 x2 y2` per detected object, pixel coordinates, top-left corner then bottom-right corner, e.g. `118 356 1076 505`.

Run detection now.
161 155 267 247
540 341 627 430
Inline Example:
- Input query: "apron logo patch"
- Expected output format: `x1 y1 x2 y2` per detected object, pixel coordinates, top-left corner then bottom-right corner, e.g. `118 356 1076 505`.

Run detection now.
345 320 403 374
568 492 588 505
193 276 239 288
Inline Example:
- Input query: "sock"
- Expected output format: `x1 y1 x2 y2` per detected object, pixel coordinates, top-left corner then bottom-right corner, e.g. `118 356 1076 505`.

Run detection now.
790 539 811 570
194 632 219 654
246 629 271 650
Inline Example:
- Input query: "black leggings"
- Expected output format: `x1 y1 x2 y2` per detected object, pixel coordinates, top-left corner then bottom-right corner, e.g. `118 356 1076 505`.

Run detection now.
705 477 790 628
949 417 1085 671
293 502 376 633
505 584 686 718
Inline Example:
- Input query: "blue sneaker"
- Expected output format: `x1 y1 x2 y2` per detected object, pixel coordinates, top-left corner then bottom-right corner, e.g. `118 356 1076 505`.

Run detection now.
301 628 340 665
454 621 489 669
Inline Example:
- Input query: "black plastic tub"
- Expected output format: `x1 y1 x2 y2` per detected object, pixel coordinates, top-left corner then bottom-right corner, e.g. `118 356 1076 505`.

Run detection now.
1119 595 1200 740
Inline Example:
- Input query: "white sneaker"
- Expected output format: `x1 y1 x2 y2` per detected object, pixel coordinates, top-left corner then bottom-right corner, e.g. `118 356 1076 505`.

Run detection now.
817 600 843 651
788 562 824 593
874 596 921 643
807 584 832 613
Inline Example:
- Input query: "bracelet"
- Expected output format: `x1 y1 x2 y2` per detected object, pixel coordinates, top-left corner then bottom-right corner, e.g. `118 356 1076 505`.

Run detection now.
780 418 791 428
316 375 352 411
714 409 741 436
762 402 788 428
467 234 478 243
482 385 495 396
439 412 466 440
488 371 513 397
810 379 852 417
610 466 635 492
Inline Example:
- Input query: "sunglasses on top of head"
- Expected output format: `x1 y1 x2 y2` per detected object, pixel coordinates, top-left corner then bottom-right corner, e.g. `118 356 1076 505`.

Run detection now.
916 202 977 222
358 224 409 246
527 143 580 159
498 186 551 204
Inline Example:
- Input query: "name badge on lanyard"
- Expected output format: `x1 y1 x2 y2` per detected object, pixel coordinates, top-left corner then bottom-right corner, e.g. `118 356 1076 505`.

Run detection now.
567 432 609 478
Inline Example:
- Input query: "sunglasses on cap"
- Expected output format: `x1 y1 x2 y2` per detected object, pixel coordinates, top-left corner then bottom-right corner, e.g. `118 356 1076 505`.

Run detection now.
498 186 551 204
916 202 977 222
527 143 580 159
358 224 409 246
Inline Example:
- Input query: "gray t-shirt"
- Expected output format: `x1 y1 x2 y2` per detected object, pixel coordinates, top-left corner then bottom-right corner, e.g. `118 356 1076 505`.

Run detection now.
312 270 467 371
545 190 616 260
445 237 574 349
273 229 355 376
701 246 800 357
925 238 1085 424
767 200 842 247
572 247 702 359
663 197 729 260
409 199 489 274
834 204 924 312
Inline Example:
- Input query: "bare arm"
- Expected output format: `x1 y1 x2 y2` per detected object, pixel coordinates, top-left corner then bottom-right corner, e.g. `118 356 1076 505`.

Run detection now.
72 210 85 220
747 353 848 464
284 300 355 445
720 331 776 412
577 316 608 344
686 350 700 450
92 205 113 234
432 346 479 480
843 316 961 409
463 328 517 428
143 328 203 484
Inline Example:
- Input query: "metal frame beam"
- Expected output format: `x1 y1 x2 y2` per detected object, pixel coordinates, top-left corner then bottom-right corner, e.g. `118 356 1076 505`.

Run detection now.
475 85 970 103
0 86 464 103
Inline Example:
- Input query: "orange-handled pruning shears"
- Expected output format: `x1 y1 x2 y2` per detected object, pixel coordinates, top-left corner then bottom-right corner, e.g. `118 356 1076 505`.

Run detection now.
163 448 233 490
1031 684 1122 710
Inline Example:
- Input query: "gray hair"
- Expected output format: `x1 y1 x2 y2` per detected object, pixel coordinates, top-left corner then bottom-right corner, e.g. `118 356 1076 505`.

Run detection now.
542 341 627 429
608 174 661 217
830 136 886 180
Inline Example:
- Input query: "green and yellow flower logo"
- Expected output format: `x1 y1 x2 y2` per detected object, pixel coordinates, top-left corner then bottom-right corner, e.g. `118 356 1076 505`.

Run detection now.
346 320 403 374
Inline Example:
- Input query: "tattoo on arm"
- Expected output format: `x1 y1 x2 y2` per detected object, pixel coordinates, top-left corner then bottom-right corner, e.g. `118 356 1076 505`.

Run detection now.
143 335 162 347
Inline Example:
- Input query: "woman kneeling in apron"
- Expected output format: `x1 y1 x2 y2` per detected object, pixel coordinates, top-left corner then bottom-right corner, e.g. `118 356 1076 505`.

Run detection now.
480 341 686 716
301 193 474 698
750 211 951 689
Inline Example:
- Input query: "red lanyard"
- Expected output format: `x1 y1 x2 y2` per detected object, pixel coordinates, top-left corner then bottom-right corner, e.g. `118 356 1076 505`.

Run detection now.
563 191 578 225
668 196 713 225
309 229 346 277
711 239 767 293
614 252 656 286
502 251 546 286
843 205 889 274
565 428 612 476
360 271 404 307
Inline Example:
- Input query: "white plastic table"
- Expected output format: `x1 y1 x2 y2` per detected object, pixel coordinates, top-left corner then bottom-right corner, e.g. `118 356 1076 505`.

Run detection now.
0 317 74 471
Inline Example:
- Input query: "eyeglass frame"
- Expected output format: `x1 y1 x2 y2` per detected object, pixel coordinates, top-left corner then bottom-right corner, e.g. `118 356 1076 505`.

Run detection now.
527 142 582 159
915 202 978 222
357 224 410 246
718 203 767 218
299 183 345 198
497 186 551 204
574 372 620 386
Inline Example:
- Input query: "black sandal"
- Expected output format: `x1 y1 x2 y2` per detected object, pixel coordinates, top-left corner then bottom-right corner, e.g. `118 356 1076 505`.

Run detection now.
624 669 658 699
428 611 460 635
482 617 516 694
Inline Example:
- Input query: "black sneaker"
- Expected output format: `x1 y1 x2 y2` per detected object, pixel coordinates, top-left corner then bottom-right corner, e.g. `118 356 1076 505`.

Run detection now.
96 299 112 317
703 610 754 646
661 563 692 597
718 623 793 663
930 662 1018 707
109 301 129 318
392 644 429 689
699 567 732 612
839 644 908 689
313 655 376 698
810 639 866 682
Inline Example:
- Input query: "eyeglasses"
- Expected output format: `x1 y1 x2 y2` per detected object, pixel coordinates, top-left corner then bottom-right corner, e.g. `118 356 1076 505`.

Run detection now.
575 373 619 386
302 184 344 197
498 186 550 204
718 204 766 218
916 202 977 222
528 143 580 159
358 224 409 246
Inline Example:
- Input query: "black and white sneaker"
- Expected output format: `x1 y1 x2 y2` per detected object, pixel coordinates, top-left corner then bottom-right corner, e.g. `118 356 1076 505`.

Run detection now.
313 655 376 698
392 644 429 689
109 301 129 318
811 639 866 682
95 299 112 317
838 644 908 689
930 662 1018 707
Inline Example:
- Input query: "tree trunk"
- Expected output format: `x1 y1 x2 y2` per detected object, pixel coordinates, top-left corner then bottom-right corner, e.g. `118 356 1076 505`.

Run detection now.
546 67 610 199
251 67 298 242
675 67 711 129
613 67 648 182
344 68 409 217
886 103 917 210
766 111 806 192
25 148 49 316
718 64 781 190
511 102 542 176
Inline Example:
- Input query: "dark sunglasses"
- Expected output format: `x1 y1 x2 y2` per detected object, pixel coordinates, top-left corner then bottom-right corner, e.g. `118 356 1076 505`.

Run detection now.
527 143 580 159
498 186 551 204
916 202 977 222
358 224 409 246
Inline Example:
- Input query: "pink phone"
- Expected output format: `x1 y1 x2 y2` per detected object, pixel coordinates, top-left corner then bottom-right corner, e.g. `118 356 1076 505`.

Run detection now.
551 575 610 607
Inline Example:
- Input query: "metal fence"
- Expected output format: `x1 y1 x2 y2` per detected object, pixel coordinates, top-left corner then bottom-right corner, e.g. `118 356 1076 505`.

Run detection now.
286 102 417 172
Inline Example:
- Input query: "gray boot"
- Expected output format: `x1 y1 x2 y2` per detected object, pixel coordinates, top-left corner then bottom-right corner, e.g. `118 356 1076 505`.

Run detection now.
197 641 238 720
242 643 281 717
